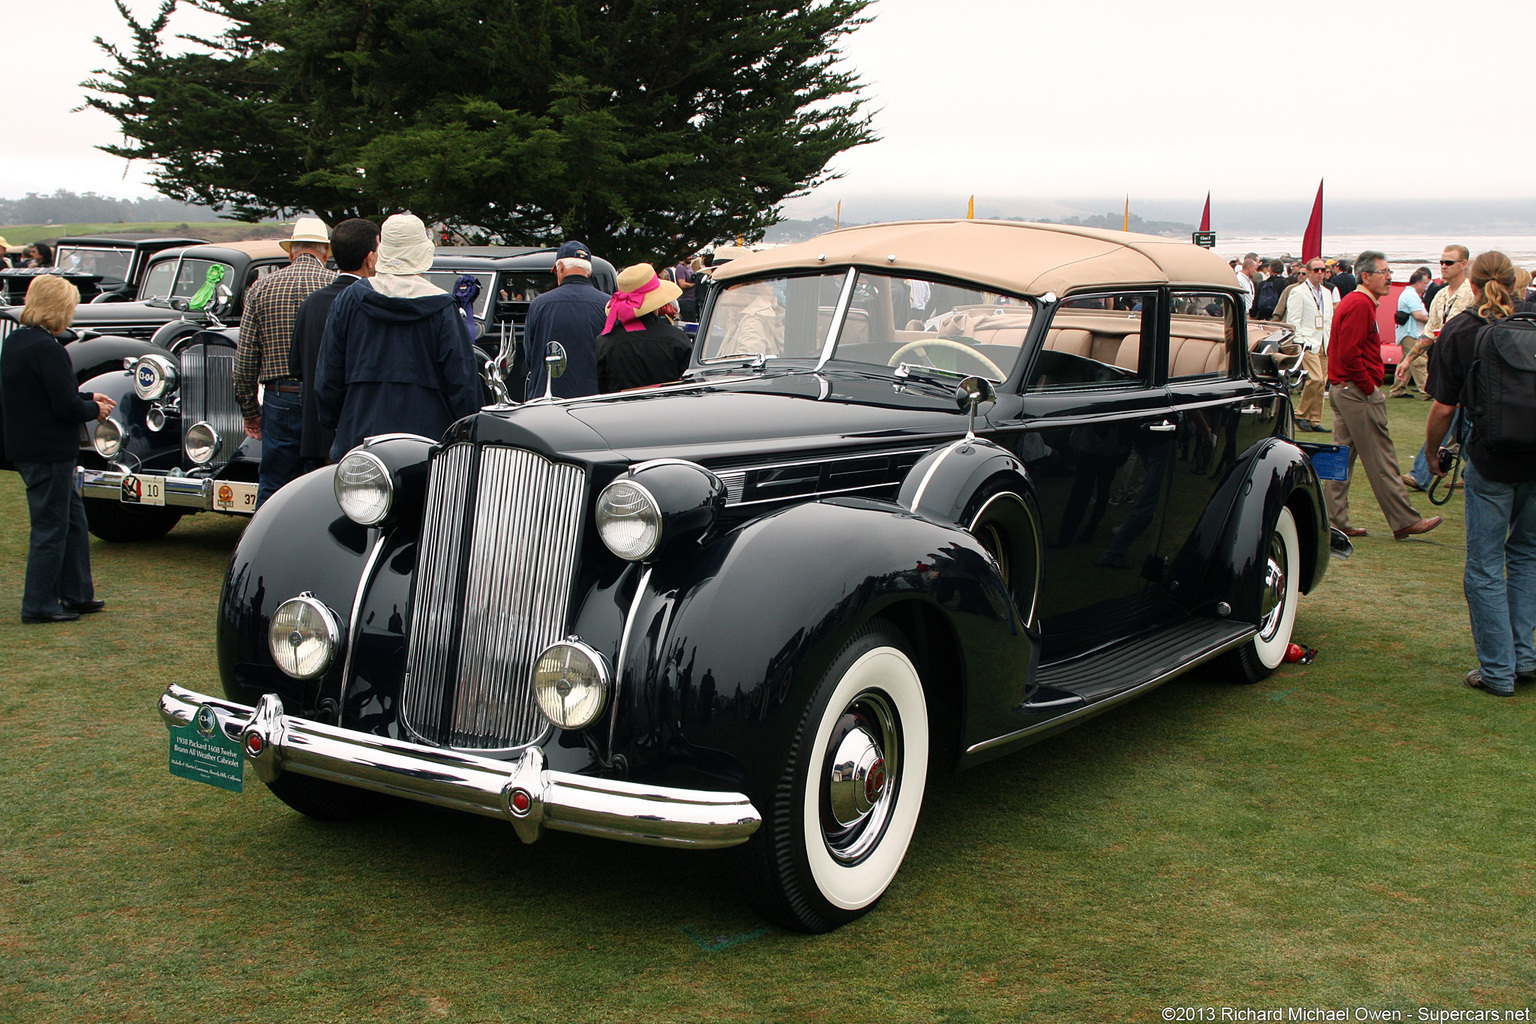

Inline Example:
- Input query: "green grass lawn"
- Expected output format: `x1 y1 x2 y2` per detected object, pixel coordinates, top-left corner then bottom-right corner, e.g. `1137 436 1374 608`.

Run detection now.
1 398 1532 1023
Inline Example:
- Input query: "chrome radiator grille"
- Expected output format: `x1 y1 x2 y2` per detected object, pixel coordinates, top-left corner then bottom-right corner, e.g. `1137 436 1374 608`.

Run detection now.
401 443 587 751
180 343 243 470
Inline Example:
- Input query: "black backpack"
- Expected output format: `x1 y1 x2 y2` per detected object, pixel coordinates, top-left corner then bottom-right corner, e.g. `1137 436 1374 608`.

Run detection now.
1463 312 1536 455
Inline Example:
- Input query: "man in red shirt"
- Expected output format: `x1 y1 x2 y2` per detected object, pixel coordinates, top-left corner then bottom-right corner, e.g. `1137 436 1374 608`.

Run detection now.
1323 250 1442 540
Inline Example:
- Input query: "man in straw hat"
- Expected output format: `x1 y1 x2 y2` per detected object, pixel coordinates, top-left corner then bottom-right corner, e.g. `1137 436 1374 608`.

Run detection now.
314 213 479 461
597 263 691 392
522 240 608 400
234 215 334 507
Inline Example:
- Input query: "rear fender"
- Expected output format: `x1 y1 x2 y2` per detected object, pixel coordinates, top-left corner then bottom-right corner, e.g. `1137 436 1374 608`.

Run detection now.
1184 438 1327 625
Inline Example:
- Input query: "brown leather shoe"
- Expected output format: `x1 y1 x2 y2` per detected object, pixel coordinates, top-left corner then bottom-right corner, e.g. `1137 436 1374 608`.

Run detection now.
1401 473 1423 491
1340 526 1368 538
1393 516 1443 540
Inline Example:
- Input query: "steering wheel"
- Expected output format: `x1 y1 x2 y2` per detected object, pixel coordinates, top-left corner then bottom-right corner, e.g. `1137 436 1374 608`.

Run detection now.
887 337 1005 380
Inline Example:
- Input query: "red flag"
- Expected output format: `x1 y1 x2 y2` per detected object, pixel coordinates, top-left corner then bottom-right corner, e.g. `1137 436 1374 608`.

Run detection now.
1302 181 1323 262
1198 192 1210 233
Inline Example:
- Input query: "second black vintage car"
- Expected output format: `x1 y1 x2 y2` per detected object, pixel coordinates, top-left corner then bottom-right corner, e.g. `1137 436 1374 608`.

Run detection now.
160 221 1337 932
74 246 618 540
0 234 207 306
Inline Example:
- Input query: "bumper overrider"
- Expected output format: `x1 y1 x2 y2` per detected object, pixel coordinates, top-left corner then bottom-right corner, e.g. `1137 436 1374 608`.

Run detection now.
158 684 762 849
79 468 255 515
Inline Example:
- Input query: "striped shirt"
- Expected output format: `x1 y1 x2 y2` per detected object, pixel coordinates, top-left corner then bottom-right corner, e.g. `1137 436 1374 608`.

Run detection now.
233 252 334 420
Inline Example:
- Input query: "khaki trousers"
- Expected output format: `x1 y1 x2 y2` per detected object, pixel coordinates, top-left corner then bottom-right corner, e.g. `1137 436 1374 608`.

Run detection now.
1297 348 1328 422
1322 382 1422 533
1389 343 1430 396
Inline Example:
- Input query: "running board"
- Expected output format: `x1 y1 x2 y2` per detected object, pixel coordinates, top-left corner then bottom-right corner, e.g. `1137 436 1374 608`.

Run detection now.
965 618 1255 757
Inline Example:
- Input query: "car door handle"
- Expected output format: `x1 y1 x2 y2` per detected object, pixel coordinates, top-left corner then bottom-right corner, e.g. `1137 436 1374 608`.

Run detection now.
1145 420 1177 432
1239 404 1265 416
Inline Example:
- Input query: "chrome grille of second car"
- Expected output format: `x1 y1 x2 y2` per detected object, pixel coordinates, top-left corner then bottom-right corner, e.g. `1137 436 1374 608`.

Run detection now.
401 443 586 751
180 342 243 470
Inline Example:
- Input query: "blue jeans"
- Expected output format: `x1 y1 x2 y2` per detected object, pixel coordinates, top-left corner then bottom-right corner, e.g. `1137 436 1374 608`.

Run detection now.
256 390 304 508
1461 460 1536 693
17 461 94 619
1409 411 1459 490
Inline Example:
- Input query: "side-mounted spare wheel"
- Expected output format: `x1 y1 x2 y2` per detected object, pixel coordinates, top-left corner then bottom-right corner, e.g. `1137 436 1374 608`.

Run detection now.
746 617 929 933
1224 505 1300 683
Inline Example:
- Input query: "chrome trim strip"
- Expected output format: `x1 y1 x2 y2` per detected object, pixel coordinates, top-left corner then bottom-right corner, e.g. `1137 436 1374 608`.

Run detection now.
335 528 389 719
608 565 651 756
161 685 760 850
964 629 1255 756
728 479 909 509
813 267 860 372
712 445 933 477
966 490 1044 629
908 439 971 512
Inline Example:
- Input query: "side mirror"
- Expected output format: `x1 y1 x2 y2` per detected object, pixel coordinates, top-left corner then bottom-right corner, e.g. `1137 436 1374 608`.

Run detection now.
169 297 190 313
955 376 996 439
538 341 568 402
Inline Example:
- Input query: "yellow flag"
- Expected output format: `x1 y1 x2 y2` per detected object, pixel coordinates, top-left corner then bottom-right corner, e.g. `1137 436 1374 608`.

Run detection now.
968 195 974 220
1123 196 1130 231
736 235 743 246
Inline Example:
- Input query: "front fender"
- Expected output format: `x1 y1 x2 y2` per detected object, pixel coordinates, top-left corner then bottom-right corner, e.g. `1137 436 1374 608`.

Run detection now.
67 335 163 384
586 497 1032 792
217 466 373 720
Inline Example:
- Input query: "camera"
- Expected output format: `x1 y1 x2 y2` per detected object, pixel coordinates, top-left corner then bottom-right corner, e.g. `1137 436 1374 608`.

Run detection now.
1437 443 1460 471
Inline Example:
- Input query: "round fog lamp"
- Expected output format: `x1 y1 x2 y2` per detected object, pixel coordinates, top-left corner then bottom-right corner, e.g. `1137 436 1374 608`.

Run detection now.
268 595 340 680
93 418 123 459
531 640 610 730
595 480 661 561
334 450 392 525
184 421 220 465
133 353 179 401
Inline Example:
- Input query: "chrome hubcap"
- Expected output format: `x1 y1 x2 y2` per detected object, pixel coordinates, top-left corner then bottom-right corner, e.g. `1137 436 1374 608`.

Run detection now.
1258 531 1288 641
821 692 900 863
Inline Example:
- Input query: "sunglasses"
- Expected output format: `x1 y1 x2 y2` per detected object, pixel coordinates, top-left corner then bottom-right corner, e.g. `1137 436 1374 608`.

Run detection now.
1440 259 1462 266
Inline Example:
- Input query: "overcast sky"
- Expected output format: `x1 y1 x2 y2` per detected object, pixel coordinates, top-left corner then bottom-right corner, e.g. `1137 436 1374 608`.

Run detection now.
6 0 1531 223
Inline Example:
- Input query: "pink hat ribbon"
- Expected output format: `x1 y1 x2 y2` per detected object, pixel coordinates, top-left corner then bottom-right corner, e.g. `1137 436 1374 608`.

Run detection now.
604 272 661 333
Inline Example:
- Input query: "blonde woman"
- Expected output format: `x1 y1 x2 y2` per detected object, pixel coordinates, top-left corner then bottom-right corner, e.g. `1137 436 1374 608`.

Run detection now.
1423 251 1535 696
0 275 115 623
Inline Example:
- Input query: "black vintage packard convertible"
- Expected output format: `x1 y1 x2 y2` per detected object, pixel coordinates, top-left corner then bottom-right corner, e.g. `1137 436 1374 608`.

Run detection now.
160 221 1335 932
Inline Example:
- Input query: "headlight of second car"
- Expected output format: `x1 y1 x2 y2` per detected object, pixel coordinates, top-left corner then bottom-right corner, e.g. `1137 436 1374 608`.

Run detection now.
334 450 392 525
268 595 340 679
93 418 122 459
184 421 220 465
132 353 179 401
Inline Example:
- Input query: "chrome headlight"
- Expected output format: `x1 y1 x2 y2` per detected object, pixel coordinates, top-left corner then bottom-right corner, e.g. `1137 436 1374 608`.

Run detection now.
595 460 726 562
93 418 122 459
184 421 220 465
595 479 661 560
531 639 610 730
268 595 340 679
334 450 392 525
132 353 179 401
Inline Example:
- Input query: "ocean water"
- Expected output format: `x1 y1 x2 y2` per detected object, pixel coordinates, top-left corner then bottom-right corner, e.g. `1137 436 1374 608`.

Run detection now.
1214 235 1536 271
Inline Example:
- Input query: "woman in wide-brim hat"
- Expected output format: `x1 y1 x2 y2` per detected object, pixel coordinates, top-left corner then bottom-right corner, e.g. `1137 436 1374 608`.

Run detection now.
596 263 692 393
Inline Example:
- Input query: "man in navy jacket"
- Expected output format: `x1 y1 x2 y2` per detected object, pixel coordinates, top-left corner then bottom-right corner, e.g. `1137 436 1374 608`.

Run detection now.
522 240 608 400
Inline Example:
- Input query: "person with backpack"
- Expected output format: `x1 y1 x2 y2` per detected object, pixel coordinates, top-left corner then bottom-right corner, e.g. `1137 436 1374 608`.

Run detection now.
1424 251 1536 697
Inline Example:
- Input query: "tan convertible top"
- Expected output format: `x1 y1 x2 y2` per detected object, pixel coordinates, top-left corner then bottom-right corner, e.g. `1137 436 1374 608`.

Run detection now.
711 220 1239 297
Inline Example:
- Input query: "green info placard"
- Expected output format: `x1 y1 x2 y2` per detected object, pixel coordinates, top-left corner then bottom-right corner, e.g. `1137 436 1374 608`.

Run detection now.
168 704 244 793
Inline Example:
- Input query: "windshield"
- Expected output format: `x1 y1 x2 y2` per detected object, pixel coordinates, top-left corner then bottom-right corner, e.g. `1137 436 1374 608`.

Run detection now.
420 271 498 320
55 246 132 287
699 269 1034 381
137 257 235 307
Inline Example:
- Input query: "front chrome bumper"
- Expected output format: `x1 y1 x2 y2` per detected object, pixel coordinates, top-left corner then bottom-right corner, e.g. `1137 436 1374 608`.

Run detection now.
79 467 256 515
159 684 762 849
